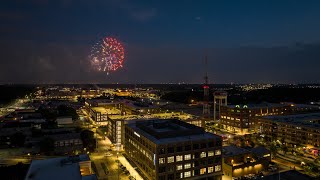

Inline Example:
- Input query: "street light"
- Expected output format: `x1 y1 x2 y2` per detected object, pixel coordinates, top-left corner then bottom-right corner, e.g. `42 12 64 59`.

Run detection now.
27 153 31 162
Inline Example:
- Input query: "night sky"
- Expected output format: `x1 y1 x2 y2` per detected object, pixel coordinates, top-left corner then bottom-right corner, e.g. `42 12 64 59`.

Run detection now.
1 0 320 84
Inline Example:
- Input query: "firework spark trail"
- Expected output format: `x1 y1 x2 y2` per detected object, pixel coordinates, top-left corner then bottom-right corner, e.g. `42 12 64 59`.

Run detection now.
89 37 125 75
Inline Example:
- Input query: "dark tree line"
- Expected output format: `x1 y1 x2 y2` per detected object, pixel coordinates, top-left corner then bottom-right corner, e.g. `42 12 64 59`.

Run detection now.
0 85 34 106
161 87 320 104
80 130 96 152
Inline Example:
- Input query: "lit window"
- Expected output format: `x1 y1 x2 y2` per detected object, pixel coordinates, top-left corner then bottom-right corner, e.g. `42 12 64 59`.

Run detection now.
159 158 165 164
208 151 214 157
184 154 191 160
215 165 221 172
208 166 214 173
180 173 183 178
200 168 206 174
200 152 206 158
184 163 191 169
176 155 183 162
176 164 183 170
167 156 174 163
215 149 221 155
184 171 191 177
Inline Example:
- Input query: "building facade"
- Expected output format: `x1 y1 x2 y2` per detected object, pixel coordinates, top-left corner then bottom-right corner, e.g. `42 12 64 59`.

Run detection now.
48 133 83 154
125 119 223 180
213 91 227 121
255 113 320 147
220 103 319 134
107 118 124 150
222 146 270 180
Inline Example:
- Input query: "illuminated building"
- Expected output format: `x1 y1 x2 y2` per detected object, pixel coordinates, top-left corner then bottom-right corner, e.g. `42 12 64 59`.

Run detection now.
107 117 139 150
85 99 161 124
107 117 205 150
184 118 205 128
85 99 121 124
121 100 161 115
256 113 320 147
219 103 319 134
125 119 223 180
222 146 270 180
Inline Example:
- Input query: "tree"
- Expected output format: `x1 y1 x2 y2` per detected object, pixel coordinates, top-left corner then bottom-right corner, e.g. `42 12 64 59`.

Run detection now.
31 128 43 137
249 141 255 148
42 120 57 129
39 137 55 155
80 130 96 152
305 163 319 174
0 162 30 180
270 144 278 158
57 105 79 120
75 126 83 133
10 132 26 147
38 106 57 120
281 145 289 155
239 137 246 147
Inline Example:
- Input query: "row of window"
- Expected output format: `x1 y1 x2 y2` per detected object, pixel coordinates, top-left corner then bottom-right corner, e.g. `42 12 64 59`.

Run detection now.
158 165 222 180
159 142 221 154
175 163 220 171
54 140 82 147
126 129 155 152
159 150 221 164
222 121 254 126
128 138 153 162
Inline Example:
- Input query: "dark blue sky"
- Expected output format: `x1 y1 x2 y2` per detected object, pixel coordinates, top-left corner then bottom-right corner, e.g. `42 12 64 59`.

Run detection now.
1 0 320 83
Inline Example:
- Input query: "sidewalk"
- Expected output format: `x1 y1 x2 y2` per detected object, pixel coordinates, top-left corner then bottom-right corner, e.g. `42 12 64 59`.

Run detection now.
118 155 143 180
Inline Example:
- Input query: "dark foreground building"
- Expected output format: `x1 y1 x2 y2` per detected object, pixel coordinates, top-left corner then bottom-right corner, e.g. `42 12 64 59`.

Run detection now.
125 119 223 180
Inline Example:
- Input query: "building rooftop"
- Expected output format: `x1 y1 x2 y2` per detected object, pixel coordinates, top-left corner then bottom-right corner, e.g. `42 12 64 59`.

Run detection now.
25 155 94 180
258 170 313 180
226 103 287 109
121 100 157 110
46 133 81 141
262 112 320 129
226 102 320 110
126 119 221 145
86 99 117 106
91 107 121 115
223 145 251 157
251 146 270 157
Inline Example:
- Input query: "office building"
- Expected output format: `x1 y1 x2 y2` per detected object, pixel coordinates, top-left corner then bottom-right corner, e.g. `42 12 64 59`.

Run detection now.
220 103 319 134
125 119 223 180
256 113 320 147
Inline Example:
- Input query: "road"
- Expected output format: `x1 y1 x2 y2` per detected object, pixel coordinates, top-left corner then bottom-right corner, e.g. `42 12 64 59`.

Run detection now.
90 133 142 180
81 108 142 180
0 154 61 166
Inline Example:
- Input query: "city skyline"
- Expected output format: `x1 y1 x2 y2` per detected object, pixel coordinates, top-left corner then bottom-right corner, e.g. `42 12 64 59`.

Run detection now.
1 0 320 83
